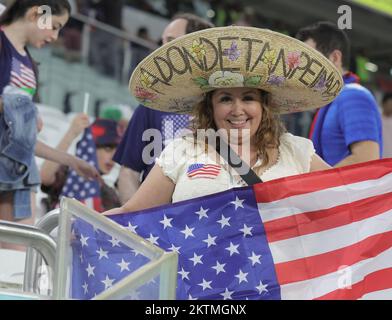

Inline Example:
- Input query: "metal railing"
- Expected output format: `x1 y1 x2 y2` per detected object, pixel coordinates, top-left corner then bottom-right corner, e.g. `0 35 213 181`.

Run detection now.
72 12 158 51
54 198 178 300
0 220 57 298
23 209 60 294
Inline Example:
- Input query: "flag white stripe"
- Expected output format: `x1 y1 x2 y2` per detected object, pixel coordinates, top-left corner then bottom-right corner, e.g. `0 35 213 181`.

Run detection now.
20 65 35 77
259 172 392 222
21 70 36 83
11 71 36 87
280 246 392 299
10 78 23 88
84 198 93 209
270 209 392 263
359 289 392 300
11 70 36 86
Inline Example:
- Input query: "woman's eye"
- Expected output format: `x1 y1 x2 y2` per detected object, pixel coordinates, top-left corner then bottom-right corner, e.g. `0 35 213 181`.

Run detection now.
243 95 255 101
219 96 231 102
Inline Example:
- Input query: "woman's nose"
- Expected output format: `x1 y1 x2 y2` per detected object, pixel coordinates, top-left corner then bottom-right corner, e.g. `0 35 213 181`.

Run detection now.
231 99 245 115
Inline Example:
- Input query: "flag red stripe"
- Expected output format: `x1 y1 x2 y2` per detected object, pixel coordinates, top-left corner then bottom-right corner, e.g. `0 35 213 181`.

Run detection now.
93 197 103 213
188 170 220 177
254 159 392 203
11 72 36 88
189 167 220 173
315 268 392 300
188 168 220 177
265 192 392 242
20 64 35 77
11 70 36 84
189 174 220 179
275 230 392 285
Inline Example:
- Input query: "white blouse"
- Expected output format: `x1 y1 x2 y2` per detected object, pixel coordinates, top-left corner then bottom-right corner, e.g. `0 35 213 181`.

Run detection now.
156 132 315 203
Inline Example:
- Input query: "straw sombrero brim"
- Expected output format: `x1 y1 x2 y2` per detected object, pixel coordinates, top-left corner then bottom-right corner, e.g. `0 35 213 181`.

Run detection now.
129 26 343 114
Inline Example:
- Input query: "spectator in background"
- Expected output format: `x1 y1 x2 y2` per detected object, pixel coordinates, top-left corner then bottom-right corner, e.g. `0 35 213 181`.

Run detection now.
61 0 86 62
40 113 90 212
41 117 122 212
382 92 392 158
129 26 155 76
88 0 124 81
296 21 382 167
113 13 214 204
100 104 132 138
0 0 98 239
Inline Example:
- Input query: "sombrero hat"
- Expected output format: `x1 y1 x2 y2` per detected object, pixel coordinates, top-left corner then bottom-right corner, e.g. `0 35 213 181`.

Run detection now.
129 26 343 114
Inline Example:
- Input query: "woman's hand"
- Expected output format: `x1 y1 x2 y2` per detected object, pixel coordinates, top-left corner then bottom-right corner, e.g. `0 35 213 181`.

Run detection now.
102 206 126 216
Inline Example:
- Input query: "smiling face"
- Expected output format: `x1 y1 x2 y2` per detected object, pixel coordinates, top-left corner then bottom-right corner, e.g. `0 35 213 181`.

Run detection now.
26 8 69 48
211 88 264 145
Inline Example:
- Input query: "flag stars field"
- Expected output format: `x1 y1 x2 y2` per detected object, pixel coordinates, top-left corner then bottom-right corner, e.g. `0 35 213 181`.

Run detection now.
198 278 212 291
82 282 88 294
80 234 89 247
195 206 209 220
101 275 115 290
147 233 159 245
126 222 137 233
225 242 240 256
240 224 253 237
235 270 248 284
168 244 181 253
181 225 195 239
231 196 245 210
159 214 173 229
217 214 231 228
108 236 121 247
178 267 190 280
203 234 217 247
117 259 130 272
221 288 234 300
248 252 262 266
96 247 109 260
86 264 95 277
189 252 203 266
256 281 268 294
212 261 226 275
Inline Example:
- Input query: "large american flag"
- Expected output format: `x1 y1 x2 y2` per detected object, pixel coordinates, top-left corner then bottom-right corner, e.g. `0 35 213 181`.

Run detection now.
10 57 37 97
61 128 103 212
71 159 392 300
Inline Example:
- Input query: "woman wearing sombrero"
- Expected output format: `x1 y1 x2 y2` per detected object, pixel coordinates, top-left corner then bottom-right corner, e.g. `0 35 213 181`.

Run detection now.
104 26 343 215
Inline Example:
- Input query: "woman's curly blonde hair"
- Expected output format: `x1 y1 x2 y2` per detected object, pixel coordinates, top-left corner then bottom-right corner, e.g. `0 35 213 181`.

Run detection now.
191 89 286 168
